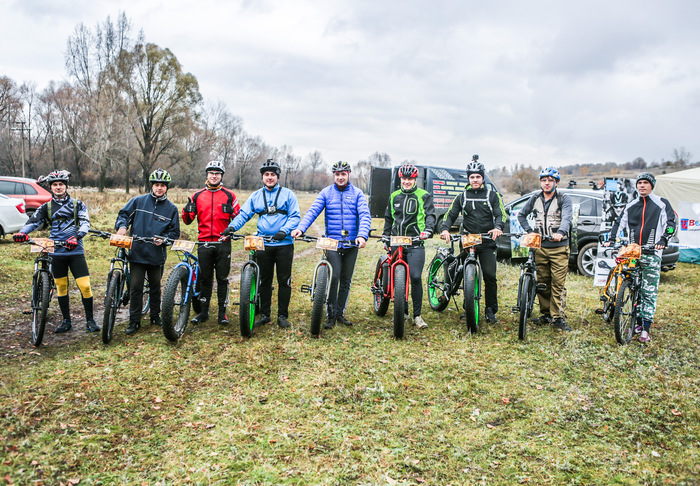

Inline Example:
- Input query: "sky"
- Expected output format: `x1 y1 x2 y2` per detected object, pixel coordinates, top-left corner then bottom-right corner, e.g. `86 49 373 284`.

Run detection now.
1 0 699 171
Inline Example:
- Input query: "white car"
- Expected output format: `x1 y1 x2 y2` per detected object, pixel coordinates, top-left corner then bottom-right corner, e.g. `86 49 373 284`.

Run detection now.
0 193 29 237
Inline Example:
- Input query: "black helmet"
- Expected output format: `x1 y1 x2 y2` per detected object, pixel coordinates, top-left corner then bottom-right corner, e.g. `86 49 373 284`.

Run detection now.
260 159 281 175
397 164 418 178
635 172 656 189
331 161 351 173
466 160 485 178
205 160 225 174
149 168 172 186
41 170 71 186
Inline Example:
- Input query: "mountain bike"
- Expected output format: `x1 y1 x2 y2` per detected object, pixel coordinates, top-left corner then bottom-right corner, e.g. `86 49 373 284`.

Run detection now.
594 238 627 324
161 238 210 342
22 238 64 346
427 233 500 334
88 230 152 344
511 233 551 341
232 234 274 338
370 235 421 339
298 235 356 337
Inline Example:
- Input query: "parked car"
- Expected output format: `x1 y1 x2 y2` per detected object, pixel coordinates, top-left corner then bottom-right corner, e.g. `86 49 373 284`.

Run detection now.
0 176 52 216
496 188 680 276
0 193 29 237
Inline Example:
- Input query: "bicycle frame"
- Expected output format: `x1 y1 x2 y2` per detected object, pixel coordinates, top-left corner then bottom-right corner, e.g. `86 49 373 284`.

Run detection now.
172 249 201 307
381 245 410 303
516 248 537 311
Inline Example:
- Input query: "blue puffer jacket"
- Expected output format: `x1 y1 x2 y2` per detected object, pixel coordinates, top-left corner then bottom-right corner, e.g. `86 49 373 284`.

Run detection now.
228 184 300 246
115 193 181 265
297 183 372 248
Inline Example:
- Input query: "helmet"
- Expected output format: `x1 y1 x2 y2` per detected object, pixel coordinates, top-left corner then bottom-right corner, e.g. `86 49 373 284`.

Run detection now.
331 161 351 173
205 160 225 174
260 159 281 175
149 168 172 185
539 167 561 182
466 160 485 178
397 164 418 179
41 170 71 186
635 172 656 189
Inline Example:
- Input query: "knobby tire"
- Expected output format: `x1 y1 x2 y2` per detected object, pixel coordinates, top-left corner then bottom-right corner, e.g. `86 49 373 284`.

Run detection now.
393 265 407 339
518 274 532 341
310 265 329 337
162 266 191 342
372 257 390 317
427 254 449 312
31 271 50 347
102 270 122 344
239 266 256 338
463 263 479 334
613 279 635 345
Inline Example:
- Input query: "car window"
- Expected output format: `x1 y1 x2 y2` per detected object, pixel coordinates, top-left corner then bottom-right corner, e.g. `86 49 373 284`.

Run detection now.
0 180 18 194
22 183 37 195
569 195 599 217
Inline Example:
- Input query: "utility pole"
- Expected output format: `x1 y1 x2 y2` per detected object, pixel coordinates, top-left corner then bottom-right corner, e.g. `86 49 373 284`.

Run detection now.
11 121 31 178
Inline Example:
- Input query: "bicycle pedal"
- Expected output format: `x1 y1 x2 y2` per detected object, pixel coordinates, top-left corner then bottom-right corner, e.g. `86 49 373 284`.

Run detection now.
300 284 312 294
536 283 547 291
511 306 519 312
599 295 608 302
438 296 447 304
594 309 604 315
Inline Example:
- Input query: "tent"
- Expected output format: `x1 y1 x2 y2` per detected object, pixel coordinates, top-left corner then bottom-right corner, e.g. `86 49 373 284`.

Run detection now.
655 167 700 263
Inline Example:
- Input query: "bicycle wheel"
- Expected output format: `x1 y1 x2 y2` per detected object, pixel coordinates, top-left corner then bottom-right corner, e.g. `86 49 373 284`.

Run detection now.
162 266 192 342
518 274 532 341
31 271 51 347
427 254 449 312
372 257 390 316
239 265 256 338
310 264 329 337
463 263 479 334
102 270 122 344
613 279 635 345
142 273 151 315
602 268 618 323
393 264 407 339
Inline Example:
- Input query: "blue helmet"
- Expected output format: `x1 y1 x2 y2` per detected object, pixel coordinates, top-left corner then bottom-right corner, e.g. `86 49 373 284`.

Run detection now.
539 167 561 182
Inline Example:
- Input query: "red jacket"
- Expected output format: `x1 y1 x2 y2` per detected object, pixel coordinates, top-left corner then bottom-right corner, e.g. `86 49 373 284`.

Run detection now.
182 187 240 241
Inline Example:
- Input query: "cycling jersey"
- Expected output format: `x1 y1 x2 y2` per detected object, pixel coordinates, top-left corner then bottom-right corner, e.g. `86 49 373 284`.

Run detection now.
228 184 300 246
20 195 90 255
382 186 436 239
610 193 676 257
441 184 506 237
182 187 240 241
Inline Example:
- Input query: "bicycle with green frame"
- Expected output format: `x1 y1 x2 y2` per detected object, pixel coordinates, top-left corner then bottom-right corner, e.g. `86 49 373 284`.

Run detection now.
234 234 274 338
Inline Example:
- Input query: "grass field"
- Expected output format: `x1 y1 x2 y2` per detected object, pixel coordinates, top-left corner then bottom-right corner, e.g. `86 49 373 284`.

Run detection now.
1 188 698 485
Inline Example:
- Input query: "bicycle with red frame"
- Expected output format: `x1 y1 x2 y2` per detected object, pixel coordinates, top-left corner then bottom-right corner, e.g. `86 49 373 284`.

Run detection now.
370 234 421 339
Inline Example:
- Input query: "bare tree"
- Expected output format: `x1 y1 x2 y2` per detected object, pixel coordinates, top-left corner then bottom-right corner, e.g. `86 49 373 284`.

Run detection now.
672 147 692 168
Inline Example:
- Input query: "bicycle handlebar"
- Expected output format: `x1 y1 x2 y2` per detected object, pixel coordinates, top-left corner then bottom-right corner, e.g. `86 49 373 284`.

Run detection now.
88 229 160 244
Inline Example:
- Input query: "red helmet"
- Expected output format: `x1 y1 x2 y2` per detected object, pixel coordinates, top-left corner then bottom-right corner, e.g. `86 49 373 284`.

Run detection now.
398 164 418 179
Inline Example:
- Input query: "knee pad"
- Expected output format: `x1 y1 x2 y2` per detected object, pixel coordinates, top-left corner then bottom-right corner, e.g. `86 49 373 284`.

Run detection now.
75 276 93 299
55 276 69 297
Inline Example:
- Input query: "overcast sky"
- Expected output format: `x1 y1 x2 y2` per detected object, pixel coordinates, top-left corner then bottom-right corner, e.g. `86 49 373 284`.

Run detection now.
1 0 698 170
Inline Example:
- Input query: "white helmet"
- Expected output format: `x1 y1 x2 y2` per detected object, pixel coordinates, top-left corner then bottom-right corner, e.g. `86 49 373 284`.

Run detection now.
205 160 225 174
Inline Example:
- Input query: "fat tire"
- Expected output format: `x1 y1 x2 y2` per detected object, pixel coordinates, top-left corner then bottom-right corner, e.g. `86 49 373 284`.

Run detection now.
102 270 122 344
239 266 256 338
162 266 191 342
393 264 407 339
372 257 390 316
31 271 51 347
613 279 635 345
518 274 532 341
427 254 449 312
310 265 329 337
463 263 479 334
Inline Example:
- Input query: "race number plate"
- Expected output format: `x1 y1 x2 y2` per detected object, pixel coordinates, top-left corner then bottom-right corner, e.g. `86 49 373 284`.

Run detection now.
244 235 265 251
461 234 482 249
171 240 196 252
109 234 133 249
390 236 412 246
521 233 542 249
316 237 339 251
30 238 54 253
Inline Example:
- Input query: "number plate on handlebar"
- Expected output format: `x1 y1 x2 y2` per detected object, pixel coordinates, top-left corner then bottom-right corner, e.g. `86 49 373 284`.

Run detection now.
244 235 265 251
618 243 641 259
390 236 412 246
521 233 542 249
30 238 54 253
461 234 482 249
171 240 196 252
109 234 133 249
316 237 339 251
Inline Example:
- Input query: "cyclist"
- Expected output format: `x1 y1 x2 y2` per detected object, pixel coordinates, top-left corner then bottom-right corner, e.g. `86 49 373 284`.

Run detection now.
439 157 505 323
382 163 436 329
223 159 300 329
290 161 372 329
13 170 99 333
517 167 573 332
182 160 241 326
606 172 676 343
115 169 181 335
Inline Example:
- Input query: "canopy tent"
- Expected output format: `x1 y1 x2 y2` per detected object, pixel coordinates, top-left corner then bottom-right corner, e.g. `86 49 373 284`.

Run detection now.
655 168 700 263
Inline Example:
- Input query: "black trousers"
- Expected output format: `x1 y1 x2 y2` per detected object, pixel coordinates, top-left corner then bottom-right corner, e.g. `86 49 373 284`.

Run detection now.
195 240 231 310
474 244 498 313
325 246 359 319
256 244 294 318
401 245 425 317
129 263 162 325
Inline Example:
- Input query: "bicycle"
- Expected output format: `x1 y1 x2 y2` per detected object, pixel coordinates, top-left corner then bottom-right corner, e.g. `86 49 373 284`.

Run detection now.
427 233 500 334
21 238 64 346
297 234 356 337
511 233 551 341
594 238 626 325
88 229 153 344
370 235 422 339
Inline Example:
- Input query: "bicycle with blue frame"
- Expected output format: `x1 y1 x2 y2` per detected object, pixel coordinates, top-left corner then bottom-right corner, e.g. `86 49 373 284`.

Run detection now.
88 229 152 344
232 234 275 338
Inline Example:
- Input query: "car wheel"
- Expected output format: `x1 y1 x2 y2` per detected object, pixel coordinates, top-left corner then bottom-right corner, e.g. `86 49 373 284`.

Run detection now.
577 242 597 277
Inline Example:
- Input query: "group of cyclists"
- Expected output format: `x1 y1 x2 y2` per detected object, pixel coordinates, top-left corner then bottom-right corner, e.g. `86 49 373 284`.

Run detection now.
11 156 676 343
